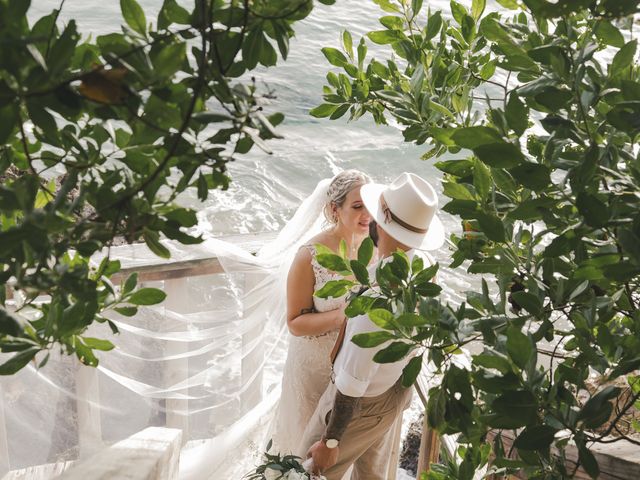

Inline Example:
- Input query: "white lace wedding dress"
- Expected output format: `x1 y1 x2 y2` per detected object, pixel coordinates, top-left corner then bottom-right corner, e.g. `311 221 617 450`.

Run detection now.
269 244 345 457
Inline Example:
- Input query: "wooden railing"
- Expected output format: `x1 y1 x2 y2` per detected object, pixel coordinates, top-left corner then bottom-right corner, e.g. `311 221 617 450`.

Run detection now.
0 235 268 479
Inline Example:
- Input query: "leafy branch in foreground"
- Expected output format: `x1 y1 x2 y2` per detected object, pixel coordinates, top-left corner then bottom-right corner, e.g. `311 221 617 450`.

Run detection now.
316 0 640 477
0 0 335 373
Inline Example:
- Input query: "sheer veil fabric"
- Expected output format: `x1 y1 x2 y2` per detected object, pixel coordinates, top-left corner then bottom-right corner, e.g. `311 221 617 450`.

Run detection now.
0 178 336 479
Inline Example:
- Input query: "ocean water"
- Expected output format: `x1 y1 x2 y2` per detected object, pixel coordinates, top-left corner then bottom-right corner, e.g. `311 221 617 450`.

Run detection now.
30 0 505 304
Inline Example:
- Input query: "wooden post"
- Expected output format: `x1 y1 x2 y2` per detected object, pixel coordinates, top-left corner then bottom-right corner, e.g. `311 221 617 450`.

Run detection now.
0 383 9 477
56 427 182 480
163 278 190 441
75 360 103 458
240 272 264 413
417 416 440 475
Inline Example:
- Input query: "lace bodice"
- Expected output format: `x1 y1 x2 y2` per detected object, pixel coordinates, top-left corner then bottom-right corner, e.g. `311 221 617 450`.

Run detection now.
304 244 347 313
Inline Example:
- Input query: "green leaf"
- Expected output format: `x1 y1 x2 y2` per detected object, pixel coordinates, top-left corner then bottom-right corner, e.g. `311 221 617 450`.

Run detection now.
373 341 413 363
143 230 170 258
451 126 502 149
427 387 446 428
513 426 558 451
75 341 98 367
578 385 620 422
594 19 625 48
473 158 492 201
506 94 528 136
310 103 339 118
473 350 512 374
578 443 599 479
479 60 496 80
397 313 427 327
315 280 353 299
443 182 475 200
475 142 525 168
506 326 533 369
369 308 395 329
402 354 423 387
345 295 377 317
153 41 186 78
242 29 264 69
450 0 468 25
0 102 19 145
424 11 443 41
128 288 167 305
509 163 551 190
367 30 403 45
358 237 374 266
158 0 191 29
0 347 39 375
114 306 138 317
81 337 115 351
352 331 395 347
122 272 138 295
321 47 349 67
0 309 23 337
330 103 350 120
576 192 609 228
461 14 476 43
471 0 486 20
316 253 350 274
489 390 538 427
510 291 543 316
610 39 637 77
495 0 519 9
373 0 401 13
120 0 147 36
342 30 353 59
350 260 370 285
476 213 506 242
415 282 442 297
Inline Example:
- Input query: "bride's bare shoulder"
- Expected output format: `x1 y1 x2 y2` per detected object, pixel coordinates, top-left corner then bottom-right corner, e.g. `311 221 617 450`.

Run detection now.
305 231 335 249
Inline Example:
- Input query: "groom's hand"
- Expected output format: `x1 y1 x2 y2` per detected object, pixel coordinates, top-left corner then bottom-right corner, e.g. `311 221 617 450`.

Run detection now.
306 440 339 474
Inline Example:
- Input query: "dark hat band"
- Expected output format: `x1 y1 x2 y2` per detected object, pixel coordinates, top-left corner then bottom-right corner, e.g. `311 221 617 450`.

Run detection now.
380 194 428 234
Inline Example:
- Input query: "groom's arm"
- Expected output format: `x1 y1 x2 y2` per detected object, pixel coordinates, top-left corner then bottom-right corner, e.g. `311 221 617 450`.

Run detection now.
307 390 361 474
324 390 361 441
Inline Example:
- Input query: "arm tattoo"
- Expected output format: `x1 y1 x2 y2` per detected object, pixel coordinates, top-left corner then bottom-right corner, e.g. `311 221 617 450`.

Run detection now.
300 307 316 315
324 390 361 441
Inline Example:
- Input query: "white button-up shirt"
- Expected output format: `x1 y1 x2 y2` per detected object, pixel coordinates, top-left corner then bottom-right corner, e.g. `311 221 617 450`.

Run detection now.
333 249 431 397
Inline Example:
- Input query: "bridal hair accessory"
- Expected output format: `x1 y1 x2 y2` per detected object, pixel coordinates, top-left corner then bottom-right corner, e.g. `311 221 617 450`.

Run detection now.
361 172 445 250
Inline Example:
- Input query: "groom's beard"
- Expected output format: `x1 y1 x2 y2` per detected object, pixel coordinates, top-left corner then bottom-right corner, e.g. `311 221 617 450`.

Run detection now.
369 221 379 247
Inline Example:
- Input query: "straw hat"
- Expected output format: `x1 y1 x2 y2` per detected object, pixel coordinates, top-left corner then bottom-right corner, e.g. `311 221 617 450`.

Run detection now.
361 172 445 250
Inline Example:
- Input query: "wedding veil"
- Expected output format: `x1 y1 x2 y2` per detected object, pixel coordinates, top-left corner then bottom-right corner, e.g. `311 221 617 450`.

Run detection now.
0 177 334 479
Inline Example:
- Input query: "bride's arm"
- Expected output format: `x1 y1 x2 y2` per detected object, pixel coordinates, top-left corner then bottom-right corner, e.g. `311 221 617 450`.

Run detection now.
286 248 345 337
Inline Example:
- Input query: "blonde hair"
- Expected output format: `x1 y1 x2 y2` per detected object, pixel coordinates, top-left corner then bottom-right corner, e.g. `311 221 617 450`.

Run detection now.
323 169 371 224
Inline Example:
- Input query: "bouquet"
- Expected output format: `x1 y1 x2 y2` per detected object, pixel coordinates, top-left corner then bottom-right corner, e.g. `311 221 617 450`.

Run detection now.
245 441 326 480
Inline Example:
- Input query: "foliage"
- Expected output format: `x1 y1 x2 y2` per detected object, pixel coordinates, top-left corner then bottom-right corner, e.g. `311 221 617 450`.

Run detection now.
0 0 334 373
316 0 640 477
245 440 326 480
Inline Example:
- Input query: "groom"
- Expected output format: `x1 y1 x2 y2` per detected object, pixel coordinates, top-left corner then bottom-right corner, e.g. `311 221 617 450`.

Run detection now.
301 172 445 479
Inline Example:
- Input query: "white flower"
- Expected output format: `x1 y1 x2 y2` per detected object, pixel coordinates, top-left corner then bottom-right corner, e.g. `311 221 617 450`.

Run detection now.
264 467 282 480
284 470 307 480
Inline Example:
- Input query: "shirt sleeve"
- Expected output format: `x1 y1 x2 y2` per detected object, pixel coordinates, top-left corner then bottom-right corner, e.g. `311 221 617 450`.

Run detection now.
333 315 383 397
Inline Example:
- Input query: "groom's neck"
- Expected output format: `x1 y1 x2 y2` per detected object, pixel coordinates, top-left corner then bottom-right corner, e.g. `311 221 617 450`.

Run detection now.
379 239 410 258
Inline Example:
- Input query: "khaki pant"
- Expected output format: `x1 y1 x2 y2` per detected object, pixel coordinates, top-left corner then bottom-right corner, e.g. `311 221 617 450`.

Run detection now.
300 379 412 480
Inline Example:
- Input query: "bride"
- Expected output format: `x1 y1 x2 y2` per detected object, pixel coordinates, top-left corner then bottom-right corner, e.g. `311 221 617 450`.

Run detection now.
269 169 372 456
